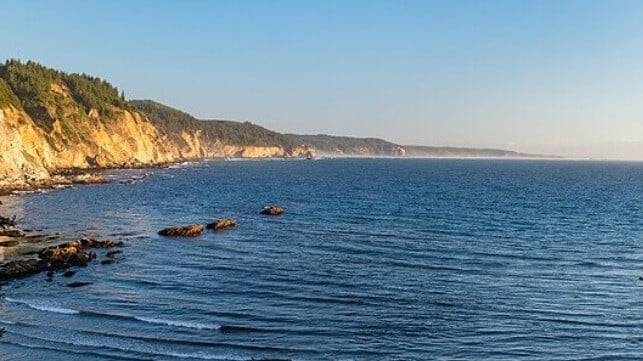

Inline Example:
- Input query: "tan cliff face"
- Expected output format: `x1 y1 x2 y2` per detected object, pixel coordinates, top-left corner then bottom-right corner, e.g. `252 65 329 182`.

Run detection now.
0 107 51 187
0 99 314 190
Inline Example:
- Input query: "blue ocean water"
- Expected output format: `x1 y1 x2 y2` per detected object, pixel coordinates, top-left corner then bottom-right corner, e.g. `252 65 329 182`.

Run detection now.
1 158 642 360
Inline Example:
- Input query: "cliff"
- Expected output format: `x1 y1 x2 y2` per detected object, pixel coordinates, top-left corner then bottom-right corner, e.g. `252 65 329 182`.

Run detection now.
0 60 312 191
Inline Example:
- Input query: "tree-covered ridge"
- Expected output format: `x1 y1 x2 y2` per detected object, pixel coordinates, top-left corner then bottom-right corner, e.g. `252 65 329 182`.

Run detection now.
130 100 299 149
288 134 401 155
0 59 129 128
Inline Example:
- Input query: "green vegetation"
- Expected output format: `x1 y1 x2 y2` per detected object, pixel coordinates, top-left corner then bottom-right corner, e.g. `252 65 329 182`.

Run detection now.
130 100 299 149
0 59 130 130
288 134 400 155
0 79 21 109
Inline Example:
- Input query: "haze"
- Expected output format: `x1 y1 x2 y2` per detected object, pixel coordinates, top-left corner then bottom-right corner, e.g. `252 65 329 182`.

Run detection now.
2 0 643 160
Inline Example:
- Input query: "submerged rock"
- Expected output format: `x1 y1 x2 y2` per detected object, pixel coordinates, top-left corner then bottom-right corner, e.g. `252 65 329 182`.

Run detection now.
106 250 123 258
158 224 204 237
260 206 284 216
66 281 92 288
206 218 237 230
62 270 76 277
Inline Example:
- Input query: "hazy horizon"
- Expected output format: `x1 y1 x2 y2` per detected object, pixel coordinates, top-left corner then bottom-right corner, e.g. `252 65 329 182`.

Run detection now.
2 0 643 159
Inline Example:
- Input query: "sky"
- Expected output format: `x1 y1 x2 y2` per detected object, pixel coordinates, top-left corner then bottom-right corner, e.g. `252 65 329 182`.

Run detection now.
2 0 643 159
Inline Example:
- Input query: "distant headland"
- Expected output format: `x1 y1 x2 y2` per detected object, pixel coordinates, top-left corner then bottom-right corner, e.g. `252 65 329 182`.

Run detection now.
0 59 555 192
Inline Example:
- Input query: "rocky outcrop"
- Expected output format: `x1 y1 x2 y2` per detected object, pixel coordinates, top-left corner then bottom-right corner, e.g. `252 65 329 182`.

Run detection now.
0 237 121 281
260 206 285 216
158 224 205 237
206 218 237 230
0 259 45 280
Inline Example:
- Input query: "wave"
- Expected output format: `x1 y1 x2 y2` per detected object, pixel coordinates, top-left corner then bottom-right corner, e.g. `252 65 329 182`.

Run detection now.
133 316 221 331
6 298 80 315
9 302 260 334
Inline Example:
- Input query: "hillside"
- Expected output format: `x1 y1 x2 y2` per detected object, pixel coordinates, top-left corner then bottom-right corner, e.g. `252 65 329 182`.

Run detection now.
0 60 312 191
130 100 301 150
290 134 552 158
288 134 405 156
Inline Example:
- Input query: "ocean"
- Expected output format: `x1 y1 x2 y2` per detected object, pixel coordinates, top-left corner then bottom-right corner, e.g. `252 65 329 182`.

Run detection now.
1 158 642 360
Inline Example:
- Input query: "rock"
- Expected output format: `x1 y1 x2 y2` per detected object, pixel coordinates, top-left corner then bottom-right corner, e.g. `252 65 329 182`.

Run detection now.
0 229 24 238
101 259 114 265
66 281 92 288
0 259 46 281
0 215 16 228
0 240 19 247
70 173 109 185
39 239 110 269
0 237 121 281
206 218 237 230
62 270 76 277
158 224 204 237
260 206 284 216
0 327 5 338
106 250 123 258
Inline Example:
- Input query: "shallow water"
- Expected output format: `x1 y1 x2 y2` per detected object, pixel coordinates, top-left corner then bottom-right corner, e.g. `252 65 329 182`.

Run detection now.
1 158 643 360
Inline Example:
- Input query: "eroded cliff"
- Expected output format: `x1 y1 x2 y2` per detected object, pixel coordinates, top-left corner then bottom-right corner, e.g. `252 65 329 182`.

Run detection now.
0 60 313 191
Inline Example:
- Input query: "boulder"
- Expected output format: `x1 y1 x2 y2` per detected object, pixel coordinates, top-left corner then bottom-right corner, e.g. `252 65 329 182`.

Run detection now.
0 215 16 228
0 259 46 280
206 218 237 230
260 206 284 216
70 173 109 185
158 224 204 237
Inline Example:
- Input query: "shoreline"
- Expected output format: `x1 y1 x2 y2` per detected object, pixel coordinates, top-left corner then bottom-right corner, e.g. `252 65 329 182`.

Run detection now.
4 154 641 196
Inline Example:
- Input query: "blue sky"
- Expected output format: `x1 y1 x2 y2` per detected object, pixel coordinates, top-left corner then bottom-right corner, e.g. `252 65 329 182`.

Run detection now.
2 0 643 157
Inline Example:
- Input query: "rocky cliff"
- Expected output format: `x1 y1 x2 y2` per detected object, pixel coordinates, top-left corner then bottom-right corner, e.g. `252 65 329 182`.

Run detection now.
0 60 312 191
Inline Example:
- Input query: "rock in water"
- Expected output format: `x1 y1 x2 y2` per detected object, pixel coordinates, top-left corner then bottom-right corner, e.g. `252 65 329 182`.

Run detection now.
260 206 284 216
106 250 123 258
70 173 109 184
158 224 204 237
206 218 237 230
62 270 76 277
66 281 92 288
0 259 46 280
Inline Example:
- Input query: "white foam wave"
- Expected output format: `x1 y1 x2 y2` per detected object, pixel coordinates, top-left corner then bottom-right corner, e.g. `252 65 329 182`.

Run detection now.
134 316 220 330
6 298 80 315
